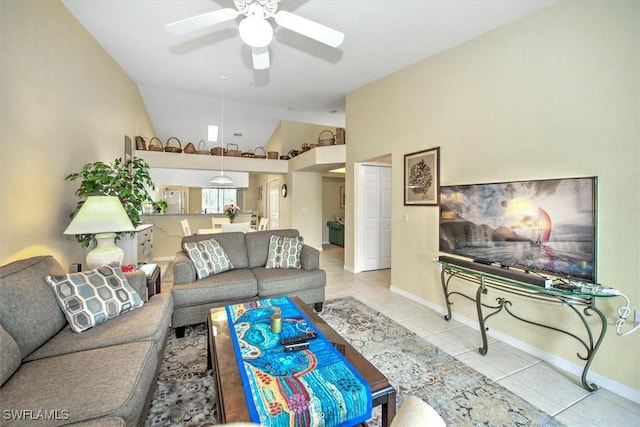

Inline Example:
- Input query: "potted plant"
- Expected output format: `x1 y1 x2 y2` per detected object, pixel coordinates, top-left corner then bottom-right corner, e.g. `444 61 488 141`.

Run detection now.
65 157 155 247
157 200 167 214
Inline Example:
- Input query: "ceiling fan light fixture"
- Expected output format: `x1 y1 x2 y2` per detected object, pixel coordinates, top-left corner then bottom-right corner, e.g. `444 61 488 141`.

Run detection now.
239 15 273 48
251 46 270 70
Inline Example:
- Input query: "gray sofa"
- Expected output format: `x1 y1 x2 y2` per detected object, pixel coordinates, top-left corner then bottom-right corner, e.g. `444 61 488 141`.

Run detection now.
172 229 326 337
0 256 173 426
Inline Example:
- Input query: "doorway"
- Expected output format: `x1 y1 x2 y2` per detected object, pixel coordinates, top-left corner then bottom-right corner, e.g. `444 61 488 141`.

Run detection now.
357 164 392 271
267 178 281 230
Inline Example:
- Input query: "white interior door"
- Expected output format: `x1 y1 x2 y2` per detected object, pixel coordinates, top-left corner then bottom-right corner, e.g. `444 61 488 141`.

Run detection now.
267 178 280 230
379 167 392 267
359 165 392 271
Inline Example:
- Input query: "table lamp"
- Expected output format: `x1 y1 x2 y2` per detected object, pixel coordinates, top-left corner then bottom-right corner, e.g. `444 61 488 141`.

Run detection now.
64 195 135 269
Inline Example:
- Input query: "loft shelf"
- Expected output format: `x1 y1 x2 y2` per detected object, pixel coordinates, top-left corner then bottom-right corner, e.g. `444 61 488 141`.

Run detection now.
135 144 346 174
135 150 288 174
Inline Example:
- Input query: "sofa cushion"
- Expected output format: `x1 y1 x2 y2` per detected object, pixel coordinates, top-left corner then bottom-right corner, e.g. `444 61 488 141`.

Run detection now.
0 256 67 359
252 267 326 297
182 232 249 269
0 341 157 426
183 238 234 279
171 269 258 307
0 324 21 387
246 229 300 268
24 292 173 362
265 235 303 269
45 265 143 333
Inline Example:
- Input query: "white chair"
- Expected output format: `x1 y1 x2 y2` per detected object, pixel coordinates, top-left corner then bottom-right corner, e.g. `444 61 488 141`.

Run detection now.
258 217 268 231
390 395 446 427
180 219 192 236
221 222 252 232
211 217 230 230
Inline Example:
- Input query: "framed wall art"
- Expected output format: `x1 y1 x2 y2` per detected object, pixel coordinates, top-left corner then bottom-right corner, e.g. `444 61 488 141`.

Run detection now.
340 186 346 208
404 147 440 206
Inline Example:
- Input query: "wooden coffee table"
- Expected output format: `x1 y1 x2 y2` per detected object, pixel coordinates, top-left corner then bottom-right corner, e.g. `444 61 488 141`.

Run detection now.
207 297 397 426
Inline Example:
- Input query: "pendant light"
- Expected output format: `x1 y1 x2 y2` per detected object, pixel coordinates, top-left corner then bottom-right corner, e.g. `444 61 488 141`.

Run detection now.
210 76 234 186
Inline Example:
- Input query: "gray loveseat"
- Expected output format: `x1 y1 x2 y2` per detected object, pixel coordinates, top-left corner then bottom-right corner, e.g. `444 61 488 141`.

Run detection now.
172 229 326 337
0 256 173 426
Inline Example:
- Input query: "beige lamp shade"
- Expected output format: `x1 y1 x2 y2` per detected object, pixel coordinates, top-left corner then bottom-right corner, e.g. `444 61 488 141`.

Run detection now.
64 196 135 269
64 196 135 235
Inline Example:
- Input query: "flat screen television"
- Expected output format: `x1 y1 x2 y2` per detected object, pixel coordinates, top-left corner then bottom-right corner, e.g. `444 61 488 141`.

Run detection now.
439 177 597 283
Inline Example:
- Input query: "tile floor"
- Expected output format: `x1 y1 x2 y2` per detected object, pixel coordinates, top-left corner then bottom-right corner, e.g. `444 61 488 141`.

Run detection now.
157 244 640 426
317 244 640 426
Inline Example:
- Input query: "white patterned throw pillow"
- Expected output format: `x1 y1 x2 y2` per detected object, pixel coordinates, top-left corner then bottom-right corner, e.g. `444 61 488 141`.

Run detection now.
45 264 143 333
183 238 234 279
265 235 303 269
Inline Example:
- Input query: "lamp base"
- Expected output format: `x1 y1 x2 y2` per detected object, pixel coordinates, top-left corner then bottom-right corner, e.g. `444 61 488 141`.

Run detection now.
86 232 124 270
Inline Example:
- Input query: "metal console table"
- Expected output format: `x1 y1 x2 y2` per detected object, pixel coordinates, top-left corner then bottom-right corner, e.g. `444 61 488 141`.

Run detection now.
438 258 614 392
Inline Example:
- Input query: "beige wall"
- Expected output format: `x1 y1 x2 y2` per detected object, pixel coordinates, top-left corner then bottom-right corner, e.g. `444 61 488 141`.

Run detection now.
279 121 337 155
346 1 639 396
289 172 323 250
0 0 156 268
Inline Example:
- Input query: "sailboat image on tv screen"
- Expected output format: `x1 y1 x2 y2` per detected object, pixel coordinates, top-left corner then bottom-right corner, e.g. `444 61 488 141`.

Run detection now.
533 207 552 245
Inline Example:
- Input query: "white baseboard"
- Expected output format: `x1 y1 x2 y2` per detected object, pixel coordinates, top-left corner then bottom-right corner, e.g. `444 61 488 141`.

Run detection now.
389 285 640 404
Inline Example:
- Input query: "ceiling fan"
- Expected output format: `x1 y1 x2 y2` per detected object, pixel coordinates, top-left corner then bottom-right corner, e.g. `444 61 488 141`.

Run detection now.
166 0 345 70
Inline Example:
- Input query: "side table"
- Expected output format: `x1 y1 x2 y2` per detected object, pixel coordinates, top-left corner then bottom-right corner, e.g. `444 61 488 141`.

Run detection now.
138 263 160 298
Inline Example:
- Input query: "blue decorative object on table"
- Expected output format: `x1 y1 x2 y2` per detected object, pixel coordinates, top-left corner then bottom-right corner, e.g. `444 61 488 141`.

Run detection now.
225 297 372 426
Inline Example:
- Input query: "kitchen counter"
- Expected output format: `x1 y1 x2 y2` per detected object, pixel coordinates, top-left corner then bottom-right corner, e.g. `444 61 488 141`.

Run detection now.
141 213 253 260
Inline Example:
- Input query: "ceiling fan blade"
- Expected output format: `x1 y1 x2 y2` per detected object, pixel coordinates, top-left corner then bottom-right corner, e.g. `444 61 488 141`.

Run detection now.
252 46 270 70
274 11 344 48
166 8 239 35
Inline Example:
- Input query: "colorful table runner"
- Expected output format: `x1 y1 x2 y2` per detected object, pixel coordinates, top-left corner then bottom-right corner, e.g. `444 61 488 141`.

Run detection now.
225 297 372 426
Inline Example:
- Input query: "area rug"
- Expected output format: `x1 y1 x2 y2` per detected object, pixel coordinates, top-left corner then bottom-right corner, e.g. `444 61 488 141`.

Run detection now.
145 295 563 426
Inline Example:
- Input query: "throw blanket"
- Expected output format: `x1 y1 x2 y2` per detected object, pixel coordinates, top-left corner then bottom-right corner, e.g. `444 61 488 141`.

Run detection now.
226 297 372 426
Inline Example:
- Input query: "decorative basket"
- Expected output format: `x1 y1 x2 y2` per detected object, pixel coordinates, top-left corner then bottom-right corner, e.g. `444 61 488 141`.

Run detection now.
164 137 182 153
254 147 267 159
310 143 318 149
335 127 346 144
279 154 289 160
135 136 147 150
317 130 335 146
226 143 241 157
148 137 163 152
184 142 196 154
196 140 209 155
241 149 255 158
267 151 279 159
301 143 310 152
288 149 299 158
211 146 225 156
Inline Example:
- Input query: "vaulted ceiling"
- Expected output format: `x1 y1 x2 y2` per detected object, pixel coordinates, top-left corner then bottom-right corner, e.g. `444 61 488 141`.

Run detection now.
62 0 555 152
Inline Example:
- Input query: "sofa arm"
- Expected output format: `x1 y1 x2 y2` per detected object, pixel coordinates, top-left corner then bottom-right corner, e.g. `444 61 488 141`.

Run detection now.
301 244 320 270
124 270 147 301
174 251 197 284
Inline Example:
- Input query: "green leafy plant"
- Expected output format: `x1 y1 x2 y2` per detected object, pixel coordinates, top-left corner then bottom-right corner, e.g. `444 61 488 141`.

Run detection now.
65 157 155 247
157 200 167 214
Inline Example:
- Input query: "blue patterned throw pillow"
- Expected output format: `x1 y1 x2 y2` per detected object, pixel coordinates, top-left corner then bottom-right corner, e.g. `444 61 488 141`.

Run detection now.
45 264 143 333
265 235 303 269
183 238 234 279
